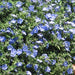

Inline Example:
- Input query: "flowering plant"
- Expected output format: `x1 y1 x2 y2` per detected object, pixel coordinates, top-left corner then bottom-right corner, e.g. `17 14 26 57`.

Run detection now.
0 0 75 75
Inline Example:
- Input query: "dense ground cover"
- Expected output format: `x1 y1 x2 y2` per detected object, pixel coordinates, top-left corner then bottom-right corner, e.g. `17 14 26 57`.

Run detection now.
0 0 75 75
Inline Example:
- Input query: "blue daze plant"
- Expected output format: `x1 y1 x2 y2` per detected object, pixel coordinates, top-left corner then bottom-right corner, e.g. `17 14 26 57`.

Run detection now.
0 0 75 75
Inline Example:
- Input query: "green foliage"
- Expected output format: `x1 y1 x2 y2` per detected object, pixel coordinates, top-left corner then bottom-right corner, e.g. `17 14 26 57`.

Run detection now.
0 0 75 75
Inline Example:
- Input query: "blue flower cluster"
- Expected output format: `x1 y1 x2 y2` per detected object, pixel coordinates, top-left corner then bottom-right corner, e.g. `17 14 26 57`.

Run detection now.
0 0 75 75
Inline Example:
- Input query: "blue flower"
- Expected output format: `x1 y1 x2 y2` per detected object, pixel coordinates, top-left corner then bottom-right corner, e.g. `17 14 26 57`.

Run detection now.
69 29 75 34
18 8 23 11
52 31 55 35
39 74 43 75
26 71 32 75
48 5 53 11
26 64 32 68
35 17 41 22
7 44 13 51
45 59 50 64
26 50 32 56
0 53 2 56
26 13 31 17
31 49 38 58
7 27 11 30
50 14 58 20
42 7 49 11
33 45 39 49
64 12 69 17
55 24 60 30
13 37 18 42
22 30 26 35
42 19 48 23
11 30 15 35
14 69 18 72
0 29 5 32
6 28 11 33
9 39 15 44
46 0 51 2
64 41 70 48
0 36 6 42
29 5 34 11
63 30 69 33
46 43 49 49
42 54 48 59
0 5 4 9
64 41 70 51
73 19 75 24
11 14 17 17
7 2 12 9
38 0 43 3
73 7 75 12
55 6 60 12
51 60 56 65
45 13 57 20
34 64 38 71
36 40 43 44
67 68 73 74
17 18 23 24
17 49 22 55
11 19 16 24
30 26 39 35
31 0 37 3
43 38 47 42
22 44 28 52
37 33 43 37
57 32 62 40
39 25 49 31
37 59 42 63
10 49 17 57
63 61 68 67
69 21 75 27
45 66 51 72
0 5 4 11
16 1 23 8
16 62 22 67
73 56 75 60
66 4 71 12
63 71 65 75
65 47 70 51
2 64 8 70
70 33 73 39
32 49 37 53
45 13 51 20
37 70 40 75
71 0 75 3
